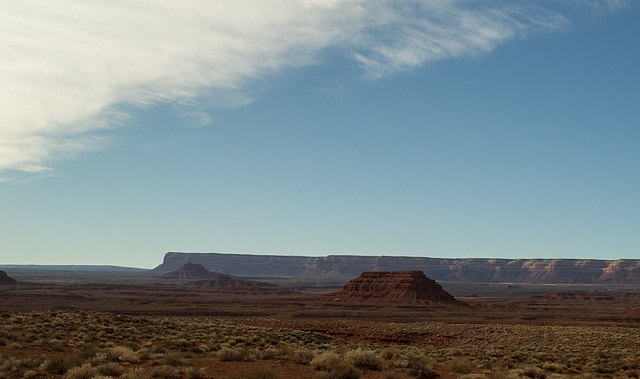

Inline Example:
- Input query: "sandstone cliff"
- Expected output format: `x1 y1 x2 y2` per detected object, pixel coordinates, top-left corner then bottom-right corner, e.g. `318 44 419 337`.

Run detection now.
316 270 461 304
153 252 640 284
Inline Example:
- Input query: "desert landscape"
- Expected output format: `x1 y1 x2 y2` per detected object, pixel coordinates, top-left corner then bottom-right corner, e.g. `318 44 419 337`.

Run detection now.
2 253 640 379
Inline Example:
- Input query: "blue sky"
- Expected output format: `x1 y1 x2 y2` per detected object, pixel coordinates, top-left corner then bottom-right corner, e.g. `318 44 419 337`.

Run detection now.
1 1 639 268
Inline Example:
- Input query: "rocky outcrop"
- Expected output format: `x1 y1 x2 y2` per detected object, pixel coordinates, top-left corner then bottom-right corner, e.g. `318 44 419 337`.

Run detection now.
316 270 461 304
185 274 247 288
158 263 219 279
0 271 17 284
185 275 298 295
153 253 640 284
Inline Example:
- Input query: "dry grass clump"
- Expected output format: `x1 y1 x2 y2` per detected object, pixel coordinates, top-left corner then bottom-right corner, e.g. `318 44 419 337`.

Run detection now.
293 348 317 364
64 363 99 379
218 346 254 361
316 362 362 379
405 354 436 379
311 352 342 371
451 357 474 374
106 345 140 362
345 348 382 370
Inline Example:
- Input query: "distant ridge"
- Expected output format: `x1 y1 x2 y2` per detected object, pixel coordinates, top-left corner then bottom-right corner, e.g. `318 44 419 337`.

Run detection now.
0 265 147 272
154 252 640 284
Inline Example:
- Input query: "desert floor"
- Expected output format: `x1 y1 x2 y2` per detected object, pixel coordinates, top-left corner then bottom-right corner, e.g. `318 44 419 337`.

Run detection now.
1 270 640 378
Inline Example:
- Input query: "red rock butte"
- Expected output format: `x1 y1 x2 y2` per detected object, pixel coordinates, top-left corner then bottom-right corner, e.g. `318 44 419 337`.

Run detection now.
317 270 462 304
0 270 17 284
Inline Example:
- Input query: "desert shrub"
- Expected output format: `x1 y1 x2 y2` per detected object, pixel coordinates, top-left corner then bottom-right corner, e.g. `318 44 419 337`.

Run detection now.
293 348 316 364
381 369 404 379
42 338 65 352
316 362 362 379
162 352 185 366
123 367 151 379
76 343 101 360
406 354 436 379
41 356 80 375
218 347 245 361
522 365 547 379
310 352 342 371
136 347 152 360
97 362 125 376
493 359 515 371
451 358 474 374
184 367 206 379
232 367 280 379
65 363 98 379
23 370 42 379
152 365 181 379
382 348 401 360
259 347 281 360
542 362 563 373
345 348 382 370
107 345 140 363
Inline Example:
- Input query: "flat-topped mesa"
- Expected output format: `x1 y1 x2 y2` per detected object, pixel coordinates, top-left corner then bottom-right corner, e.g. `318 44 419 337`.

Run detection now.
0 270 17 284
158 262 220 280
317 270 462 304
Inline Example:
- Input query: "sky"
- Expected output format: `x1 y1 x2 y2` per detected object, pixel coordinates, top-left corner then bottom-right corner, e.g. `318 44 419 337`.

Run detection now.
1 0 639 268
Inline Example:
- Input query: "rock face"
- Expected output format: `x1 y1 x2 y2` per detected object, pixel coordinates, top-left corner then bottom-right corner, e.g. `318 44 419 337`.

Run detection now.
158 263 219 279
153 253 640 284
316 270 460 304
0 271 17 284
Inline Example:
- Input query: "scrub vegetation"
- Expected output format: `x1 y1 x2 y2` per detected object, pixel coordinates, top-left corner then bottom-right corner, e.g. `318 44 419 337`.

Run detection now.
1 311 639 378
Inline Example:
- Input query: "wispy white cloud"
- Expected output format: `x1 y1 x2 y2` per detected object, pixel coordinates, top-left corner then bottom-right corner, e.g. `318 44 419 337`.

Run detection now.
0 0 626 175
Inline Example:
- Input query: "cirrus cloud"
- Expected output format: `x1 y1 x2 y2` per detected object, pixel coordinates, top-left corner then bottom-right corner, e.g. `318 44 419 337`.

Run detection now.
0 0 626 175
